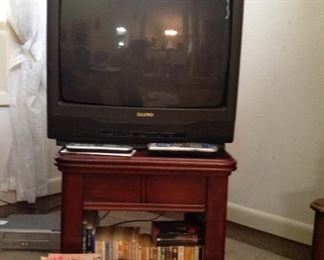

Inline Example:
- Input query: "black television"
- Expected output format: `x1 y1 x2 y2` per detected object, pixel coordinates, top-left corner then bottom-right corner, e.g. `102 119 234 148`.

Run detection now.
47 0 244 146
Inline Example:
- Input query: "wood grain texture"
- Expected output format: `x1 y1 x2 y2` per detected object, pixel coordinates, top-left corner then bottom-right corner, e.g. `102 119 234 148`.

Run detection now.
147 175 206 205
205 176 229 260
56 150 236 259
61 172 83 253
83 202 205 212
84 174 142 203
56 150 236 176
311 199 324 260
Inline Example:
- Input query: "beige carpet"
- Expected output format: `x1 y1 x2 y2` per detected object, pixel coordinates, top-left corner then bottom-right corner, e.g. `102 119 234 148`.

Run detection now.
225 238 290 260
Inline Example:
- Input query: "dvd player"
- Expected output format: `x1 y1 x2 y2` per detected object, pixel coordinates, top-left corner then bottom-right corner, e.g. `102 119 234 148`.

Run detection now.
0 212 60 251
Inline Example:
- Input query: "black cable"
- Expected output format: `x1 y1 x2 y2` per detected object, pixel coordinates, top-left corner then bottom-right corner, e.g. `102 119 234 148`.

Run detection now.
99 211 111 221
0 198 61 212
109 213 163 227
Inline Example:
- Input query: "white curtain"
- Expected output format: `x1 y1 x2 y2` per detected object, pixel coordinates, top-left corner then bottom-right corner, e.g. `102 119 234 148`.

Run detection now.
1 0 48 203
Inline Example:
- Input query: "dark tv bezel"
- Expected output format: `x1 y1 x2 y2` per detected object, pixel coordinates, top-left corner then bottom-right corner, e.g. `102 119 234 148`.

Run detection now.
47 0 244 145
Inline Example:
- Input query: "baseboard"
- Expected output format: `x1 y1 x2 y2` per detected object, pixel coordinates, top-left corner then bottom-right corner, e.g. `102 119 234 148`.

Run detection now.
227 202 314 245
47 176 62 195
0 191 15 206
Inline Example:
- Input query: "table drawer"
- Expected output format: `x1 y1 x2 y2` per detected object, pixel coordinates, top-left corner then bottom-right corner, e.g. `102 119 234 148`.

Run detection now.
147 175 206 205
83 174 141 203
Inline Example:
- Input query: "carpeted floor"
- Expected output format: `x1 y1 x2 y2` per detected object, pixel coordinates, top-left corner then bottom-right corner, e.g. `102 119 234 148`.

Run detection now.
225 238 290 260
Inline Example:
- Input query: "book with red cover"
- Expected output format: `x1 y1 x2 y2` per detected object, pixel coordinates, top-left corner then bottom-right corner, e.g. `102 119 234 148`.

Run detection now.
152 221 204 246
46 253 102 260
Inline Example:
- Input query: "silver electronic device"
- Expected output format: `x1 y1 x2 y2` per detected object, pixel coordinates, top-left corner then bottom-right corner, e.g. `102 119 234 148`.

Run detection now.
0 212 60 251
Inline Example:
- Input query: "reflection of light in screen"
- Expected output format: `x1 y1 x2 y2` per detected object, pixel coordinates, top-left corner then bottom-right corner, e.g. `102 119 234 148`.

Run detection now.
116 26 127 35
118 41 125 47
164 29 178 37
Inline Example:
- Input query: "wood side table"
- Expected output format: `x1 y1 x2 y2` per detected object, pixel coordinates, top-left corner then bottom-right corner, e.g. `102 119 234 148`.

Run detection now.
56 150 236 260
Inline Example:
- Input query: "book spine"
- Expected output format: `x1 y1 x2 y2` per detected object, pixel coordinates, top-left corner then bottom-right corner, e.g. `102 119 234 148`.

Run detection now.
199 246 204 260
95 241 105 260
167 247 173 260
194 246 199 260
127 241 132 260
125 241 130 259
91 228 96 253
86 227 93 253
132 241 140 260
172 247 178 260
145 246 150 260
184 247 194 260
138 245 142 260
161 247 166 260
151 246 158 260
108 242 113 260
104 241 110 260
178 246 184 260
112 241 118 260
117 241 123 259
81 221 87 253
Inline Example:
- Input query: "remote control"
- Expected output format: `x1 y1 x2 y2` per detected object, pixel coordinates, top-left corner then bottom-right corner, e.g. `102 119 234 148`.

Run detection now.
147 143 219 153
65 143 133 152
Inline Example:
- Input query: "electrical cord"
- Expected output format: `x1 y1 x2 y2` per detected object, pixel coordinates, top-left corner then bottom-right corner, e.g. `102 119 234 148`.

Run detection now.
0 198 61 212
109 213 163 227
99 211 111 221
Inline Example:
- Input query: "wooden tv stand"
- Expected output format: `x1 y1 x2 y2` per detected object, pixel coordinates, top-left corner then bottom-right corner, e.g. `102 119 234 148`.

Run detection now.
56 150 236 260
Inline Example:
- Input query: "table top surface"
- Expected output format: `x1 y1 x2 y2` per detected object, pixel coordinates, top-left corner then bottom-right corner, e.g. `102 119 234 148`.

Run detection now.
56 149 237 175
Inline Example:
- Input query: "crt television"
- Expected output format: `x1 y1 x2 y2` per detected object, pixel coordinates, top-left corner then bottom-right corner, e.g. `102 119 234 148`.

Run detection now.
47 0 244 146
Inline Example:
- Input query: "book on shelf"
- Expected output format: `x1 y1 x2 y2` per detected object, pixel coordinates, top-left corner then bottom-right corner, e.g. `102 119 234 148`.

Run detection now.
155 233 201 246
95 226 140 260
152 221 204 246
41 254 102 260
90 225 204 259
95 227 200 260
80 211 205 260
82 211 100 253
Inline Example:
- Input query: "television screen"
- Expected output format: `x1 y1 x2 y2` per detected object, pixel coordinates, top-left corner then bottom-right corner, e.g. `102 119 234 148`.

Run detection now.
59 0 231 108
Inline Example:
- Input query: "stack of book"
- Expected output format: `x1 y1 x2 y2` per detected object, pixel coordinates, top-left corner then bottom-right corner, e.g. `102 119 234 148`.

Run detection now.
82 218 204 260
152 221 204 246
151 221 204 260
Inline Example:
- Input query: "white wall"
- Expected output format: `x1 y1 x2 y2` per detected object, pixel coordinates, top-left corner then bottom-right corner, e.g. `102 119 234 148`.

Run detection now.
227 0 324 245
47 141 62 194
0 107 13 203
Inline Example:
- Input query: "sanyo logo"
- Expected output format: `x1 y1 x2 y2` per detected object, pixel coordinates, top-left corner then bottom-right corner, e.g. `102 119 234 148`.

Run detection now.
136 112 154 118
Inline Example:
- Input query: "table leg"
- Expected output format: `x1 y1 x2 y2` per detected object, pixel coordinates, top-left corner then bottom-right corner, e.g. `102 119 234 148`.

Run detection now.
205 176 228 260
61 172 84 252
312 211 324 260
